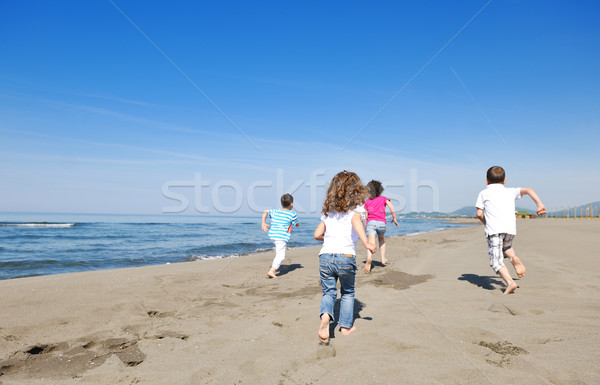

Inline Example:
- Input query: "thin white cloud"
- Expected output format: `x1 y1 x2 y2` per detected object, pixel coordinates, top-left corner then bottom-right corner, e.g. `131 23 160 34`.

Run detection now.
46 100 215 136
0 126 270 172
69 92 169 108
0 90 235 137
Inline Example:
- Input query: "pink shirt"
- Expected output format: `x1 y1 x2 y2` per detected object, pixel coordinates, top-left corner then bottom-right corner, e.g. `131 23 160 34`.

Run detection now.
364 196 389 223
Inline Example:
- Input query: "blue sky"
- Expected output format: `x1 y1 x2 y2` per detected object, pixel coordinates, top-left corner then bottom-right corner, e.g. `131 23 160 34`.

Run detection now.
1 1 599 216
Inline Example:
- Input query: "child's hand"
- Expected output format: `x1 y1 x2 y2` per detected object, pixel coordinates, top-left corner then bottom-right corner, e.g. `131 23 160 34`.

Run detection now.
536 204 547 216
262 223 270 232
390 218 399 226
366 242 376 254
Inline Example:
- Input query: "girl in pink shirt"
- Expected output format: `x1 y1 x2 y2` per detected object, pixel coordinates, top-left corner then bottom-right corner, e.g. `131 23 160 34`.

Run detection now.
364 180 398 273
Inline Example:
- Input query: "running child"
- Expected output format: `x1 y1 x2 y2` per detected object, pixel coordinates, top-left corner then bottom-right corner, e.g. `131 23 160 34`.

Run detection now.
262 194 299 278
475 166 546 294
363 180 398 273
314 171 376 344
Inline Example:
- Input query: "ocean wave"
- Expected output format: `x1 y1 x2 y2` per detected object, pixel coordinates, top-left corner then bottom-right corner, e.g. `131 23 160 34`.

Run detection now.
189 242 265 254
187 246 272 261
0 258 61 269
0 222 76 228
187 254 240 261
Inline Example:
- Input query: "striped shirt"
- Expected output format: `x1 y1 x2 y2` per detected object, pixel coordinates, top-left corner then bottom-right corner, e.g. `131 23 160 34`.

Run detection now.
267 209 299 242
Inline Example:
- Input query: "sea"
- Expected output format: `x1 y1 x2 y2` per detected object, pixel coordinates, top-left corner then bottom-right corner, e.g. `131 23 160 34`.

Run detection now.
0 213 472 281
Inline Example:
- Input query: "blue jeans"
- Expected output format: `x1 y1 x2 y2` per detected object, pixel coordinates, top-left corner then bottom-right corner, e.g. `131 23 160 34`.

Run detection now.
319 253 357 329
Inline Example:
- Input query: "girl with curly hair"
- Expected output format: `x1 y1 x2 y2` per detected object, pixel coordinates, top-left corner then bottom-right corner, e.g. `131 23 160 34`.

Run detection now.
314 171 375 344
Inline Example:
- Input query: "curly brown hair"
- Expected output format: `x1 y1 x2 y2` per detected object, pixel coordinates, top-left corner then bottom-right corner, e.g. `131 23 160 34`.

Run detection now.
321 170 368 216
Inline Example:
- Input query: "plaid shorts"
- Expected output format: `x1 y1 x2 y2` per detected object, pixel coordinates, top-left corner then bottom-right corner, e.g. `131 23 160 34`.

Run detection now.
486 233 515 272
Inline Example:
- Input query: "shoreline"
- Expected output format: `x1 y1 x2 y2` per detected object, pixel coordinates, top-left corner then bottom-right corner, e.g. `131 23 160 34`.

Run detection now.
0 217 476 282
0 219 598 384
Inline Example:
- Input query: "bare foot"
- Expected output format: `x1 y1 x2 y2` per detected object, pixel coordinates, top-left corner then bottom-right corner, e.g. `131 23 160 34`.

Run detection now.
381 257 388 266
514 263 526 278
267 268 277 278
318 314 330 344
340 325 356 335
364 258 372 273
511 257 526 278
504 281 518 295
505 250 526 278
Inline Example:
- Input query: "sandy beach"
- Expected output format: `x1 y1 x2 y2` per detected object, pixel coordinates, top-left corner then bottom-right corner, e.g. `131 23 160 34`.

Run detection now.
0 218 598 384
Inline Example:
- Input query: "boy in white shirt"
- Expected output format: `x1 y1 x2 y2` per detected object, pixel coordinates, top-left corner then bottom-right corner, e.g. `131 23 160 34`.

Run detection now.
475 166 546 294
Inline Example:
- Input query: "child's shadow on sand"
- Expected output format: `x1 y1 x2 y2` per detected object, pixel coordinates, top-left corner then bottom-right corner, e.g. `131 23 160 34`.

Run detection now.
277 263 303 276
458 273 505 291
361 260 385 271
328 299 371 340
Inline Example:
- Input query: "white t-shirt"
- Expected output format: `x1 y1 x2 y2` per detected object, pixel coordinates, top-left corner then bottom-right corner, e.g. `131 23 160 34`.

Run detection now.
475 184 522 236
319 211 358 255
354 204 367 230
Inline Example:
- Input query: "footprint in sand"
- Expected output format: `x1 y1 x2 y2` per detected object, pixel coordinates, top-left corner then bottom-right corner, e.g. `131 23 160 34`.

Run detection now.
315 344 336 359
488 304 517 315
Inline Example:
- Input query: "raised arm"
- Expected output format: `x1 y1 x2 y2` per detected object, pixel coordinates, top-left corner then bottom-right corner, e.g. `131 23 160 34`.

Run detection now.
520 188 546 215
385 200 398 226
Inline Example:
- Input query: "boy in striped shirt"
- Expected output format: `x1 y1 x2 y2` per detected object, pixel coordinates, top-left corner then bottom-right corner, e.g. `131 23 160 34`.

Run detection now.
262 194 300 278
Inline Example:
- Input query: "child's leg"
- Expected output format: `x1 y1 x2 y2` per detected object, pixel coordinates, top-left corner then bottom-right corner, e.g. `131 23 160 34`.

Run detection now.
501 235 525 278
268 240 286 278
504 248 526 278
318 254 337 344
338 257 357 335
497 266 517 295
378 234 387 265
365 234 376 272
487 234 516 294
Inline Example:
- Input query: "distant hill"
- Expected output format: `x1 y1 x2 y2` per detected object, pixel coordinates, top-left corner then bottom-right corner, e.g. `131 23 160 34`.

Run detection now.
434 205 541 218
398 207 480 218
398 208 478 218
399 211 449 218
511 207 540 215
449 206 476 217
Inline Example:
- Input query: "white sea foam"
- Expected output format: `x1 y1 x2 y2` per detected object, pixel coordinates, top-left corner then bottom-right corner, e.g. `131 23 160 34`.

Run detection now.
188 254 242 261
1 223 75 228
